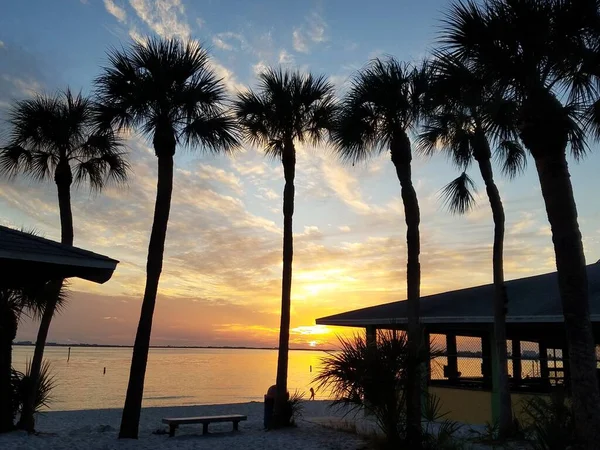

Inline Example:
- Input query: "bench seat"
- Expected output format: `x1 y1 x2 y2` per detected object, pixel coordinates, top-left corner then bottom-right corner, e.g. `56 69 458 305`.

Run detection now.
162 414 247 437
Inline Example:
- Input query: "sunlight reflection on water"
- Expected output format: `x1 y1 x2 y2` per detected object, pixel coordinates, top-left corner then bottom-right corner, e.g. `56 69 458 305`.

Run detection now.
12 346 333 411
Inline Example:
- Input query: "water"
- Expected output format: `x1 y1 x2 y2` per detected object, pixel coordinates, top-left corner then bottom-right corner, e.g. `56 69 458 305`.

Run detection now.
11 346 328 411
12 346 553 412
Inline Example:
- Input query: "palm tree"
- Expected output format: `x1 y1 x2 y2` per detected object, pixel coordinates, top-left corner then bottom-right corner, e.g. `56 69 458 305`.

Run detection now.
0 282 66 433
234 68 336 427
441 0 600 444
331 58 430 447
0 90 128 431
94 37 239 439
419 52 526 437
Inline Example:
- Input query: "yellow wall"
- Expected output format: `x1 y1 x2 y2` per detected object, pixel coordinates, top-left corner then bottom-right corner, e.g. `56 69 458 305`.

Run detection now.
429 386 550 425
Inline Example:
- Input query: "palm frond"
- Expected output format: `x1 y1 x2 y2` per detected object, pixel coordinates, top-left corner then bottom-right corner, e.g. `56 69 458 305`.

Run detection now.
438 172 477 215
0 145 33 178
182 113 240 154
496 140 527 179
95 37 235 156
332 57 425 164
234 67 336 158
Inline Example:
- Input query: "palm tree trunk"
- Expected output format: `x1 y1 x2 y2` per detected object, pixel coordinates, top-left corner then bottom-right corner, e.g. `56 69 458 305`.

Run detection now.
119 152 174 439
475 152 512 437
0 302 17 433
273 142 296 428
533 151 600 446
19 164 73 432
391 133 422 448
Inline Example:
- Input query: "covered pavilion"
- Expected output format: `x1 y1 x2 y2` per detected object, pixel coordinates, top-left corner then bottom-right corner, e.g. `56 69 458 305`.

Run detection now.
316 263 600 424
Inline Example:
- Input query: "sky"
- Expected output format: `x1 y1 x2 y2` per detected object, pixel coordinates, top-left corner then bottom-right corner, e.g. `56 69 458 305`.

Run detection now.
1 0 600 349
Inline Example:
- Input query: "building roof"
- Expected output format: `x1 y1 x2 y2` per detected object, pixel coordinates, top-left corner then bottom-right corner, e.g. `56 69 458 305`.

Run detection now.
316 263 600 344
0 225 119 285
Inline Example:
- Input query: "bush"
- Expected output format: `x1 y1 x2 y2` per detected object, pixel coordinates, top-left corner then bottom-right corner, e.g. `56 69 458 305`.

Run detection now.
314 330 451 448
520 390 577 450
12 359 56 419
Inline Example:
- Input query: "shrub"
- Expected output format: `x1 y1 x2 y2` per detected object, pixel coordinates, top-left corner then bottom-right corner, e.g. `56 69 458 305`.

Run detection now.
520 390 577 450
315 330 444 448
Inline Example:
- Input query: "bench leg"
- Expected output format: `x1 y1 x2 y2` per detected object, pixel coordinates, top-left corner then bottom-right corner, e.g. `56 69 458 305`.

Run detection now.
203 423 209 435
233 421 239 431
169 424 178 437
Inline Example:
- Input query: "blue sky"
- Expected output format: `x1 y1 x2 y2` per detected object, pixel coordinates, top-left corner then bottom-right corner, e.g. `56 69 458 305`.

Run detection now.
1 0 600 347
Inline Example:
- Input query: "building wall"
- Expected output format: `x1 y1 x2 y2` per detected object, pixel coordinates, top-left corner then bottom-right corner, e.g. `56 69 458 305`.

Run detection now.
429 386 550 425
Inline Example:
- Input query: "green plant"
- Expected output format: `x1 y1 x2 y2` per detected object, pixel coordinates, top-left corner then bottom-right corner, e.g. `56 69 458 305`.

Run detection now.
520 391 577 450
469 419 500 444
16 359 56 415
422 393 464 450
314 330 436 448
287 390 305 426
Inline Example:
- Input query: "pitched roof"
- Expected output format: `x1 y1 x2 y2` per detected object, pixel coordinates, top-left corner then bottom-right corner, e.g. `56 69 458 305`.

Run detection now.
316 263 600 328
0 225 119 285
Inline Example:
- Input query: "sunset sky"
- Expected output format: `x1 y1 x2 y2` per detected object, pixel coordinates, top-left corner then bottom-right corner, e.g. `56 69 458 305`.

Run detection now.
2 0 600 349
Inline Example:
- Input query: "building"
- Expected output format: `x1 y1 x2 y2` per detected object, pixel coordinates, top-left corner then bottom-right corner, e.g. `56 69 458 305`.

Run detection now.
0 225 118 287
316 263 600 424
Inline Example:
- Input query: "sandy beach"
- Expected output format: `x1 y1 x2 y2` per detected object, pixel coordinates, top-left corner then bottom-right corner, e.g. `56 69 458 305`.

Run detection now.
0 401 367 450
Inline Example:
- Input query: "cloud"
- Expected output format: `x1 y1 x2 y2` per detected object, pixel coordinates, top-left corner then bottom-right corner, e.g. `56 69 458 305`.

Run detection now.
293 29 309 53
129 0 190 40
292 11 328 54
212 32 245 51
278 49 294 65
104 0 127 23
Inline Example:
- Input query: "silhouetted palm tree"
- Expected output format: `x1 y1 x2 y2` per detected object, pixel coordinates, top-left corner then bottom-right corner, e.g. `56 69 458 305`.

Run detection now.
0 90 128 431
0 281 67 433
331 58 429 447
441 0 600 444
94 37 239 439
419 52 526 437
234 68 336 427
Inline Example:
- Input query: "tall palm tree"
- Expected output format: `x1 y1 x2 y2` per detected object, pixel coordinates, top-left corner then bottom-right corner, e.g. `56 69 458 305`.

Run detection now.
331 58 429 447
0 90 128 431
419 52 526 437
441 0 600 444
94 37 239 439
0 282 66 433
234 68 336 427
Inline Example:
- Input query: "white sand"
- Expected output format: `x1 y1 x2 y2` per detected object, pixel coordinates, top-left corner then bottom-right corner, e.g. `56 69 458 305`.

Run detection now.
0 401 367 450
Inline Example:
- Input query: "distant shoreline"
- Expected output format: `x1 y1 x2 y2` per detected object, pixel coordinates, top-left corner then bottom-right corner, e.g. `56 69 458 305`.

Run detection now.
13 342 335 352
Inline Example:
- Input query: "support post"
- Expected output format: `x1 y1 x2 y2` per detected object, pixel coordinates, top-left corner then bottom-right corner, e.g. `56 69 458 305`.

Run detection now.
446 333 459 381
481 334 493 390
539 342 549 388
562 344 570 387
512 339 522 383
488 329 501 424
366 326 377 349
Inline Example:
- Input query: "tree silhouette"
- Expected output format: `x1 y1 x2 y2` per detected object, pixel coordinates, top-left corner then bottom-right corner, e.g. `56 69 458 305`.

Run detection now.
0 89 128 431
234 68 336 427
94 37 239 439
332 58 429 447
419 51 526 436
441 0 600 444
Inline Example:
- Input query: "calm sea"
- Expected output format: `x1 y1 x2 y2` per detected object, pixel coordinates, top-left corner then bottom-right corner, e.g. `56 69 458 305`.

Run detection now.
12 346 545 412
11 346 329 411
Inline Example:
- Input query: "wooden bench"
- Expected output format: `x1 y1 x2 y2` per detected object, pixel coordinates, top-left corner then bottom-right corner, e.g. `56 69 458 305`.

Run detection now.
162 414 247 437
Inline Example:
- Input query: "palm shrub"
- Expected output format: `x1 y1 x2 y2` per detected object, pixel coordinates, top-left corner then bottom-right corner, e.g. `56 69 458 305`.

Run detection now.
520 391 576 450
314 330 436 448
0 281 66 433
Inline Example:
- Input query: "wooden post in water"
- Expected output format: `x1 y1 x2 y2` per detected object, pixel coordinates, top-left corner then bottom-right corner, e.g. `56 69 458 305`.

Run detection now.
67 347 71 362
